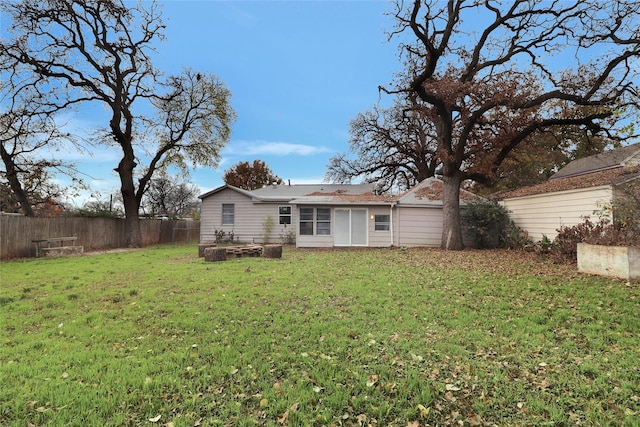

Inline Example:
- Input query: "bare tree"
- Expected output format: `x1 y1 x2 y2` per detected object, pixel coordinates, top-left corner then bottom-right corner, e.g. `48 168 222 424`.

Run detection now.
326 95 439 193
0 58 80 216
1 0 235 246
141 172 200 219
388 0 639 249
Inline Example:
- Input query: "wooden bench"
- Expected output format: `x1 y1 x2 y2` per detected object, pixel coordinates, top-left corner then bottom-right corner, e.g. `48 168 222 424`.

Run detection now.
32 237 83 257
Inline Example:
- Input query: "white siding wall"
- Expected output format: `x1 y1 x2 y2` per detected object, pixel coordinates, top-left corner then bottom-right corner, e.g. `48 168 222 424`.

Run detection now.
395 206 443 247
200 189 296 243
500 186 613 242
368 206 394 247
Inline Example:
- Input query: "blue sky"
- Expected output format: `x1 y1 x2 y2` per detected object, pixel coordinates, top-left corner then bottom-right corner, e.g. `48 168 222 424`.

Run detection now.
50 1 402 205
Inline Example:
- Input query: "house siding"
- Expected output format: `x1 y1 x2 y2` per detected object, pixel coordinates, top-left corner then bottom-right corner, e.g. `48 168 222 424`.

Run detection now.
368 206 394 248
201 188 296 243
501 186 613 241
395 206 443 247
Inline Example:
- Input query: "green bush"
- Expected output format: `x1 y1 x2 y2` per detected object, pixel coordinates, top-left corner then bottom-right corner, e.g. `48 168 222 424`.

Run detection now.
462 199 527 249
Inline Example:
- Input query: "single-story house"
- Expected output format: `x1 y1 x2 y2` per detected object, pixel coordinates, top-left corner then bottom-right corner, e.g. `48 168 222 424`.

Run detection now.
494 143 640 241
198 178 478 248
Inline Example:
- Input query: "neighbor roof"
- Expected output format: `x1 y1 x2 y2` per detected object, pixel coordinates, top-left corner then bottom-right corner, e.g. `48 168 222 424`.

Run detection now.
550 142 640 180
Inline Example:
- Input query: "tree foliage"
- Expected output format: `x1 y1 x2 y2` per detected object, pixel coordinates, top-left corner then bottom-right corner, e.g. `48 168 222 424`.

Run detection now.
326 95 439 192
388 0 640 250
223 160 283 191
1 0 235 245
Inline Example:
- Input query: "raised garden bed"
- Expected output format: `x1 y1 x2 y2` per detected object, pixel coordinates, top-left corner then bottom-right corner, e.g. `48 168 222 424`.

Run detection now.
577 243 640 281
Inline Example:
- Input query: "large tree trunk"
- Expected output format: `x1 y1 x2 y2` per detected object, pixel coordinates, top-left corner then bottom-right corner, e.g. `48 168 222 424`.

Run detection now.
0 144 34 216
116 154 143 248
441 173 465 250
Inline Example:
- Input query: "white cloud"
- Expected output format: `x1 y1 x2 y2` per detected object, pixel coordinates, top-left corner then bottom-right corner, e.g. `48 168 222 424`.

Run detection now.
224 140 331 157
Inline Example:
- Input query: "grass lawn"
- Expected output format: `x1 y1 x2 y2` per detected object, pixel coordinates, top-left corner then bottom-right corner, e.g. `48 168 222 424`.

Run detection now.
1 244 638 426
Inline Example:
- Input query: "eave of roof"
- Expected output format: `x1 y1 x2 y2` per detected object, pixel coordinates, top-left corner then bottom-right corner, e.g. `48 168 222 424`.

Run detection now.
198 184 256 200
493 166 640 200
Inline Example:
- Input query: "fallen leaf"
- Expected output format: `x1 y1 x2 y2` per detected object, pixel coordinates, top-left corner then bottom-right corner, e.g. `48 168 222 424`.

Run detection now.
278 410 289 424
149 415 161 423
366 374 379 387
445 384 461 391
418 403 430 417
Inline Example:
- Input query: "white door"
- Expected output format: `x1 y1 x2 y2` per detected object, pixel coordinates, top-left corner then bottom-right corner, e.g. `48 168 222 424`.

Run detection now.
334 208 368 246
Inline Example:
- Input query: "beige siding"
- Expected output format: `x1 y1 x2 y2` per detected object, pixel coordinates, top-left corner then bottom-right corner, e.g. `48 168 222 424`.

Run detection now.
395 206 443 247
368 206 394 247
501 186 613 242
296 234 334 248
200 189 295 243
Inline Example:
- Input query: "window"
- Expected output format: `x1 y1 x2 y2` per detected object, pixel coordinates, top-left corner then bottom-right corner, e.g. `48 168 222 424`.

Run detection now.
299 207 314 235
279 206 292 225
374 214 390 231
316 208 331 235
299 207 331 236
222 204 234 225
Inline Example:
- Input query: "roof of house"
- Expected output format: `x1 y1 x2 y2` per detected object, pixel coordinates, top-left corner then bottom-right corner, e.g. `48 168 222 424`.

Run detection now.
199 178 480 206
493 166 640 200
199 183 378 202
550 142 640 180
253 183 377 201
491 143 640 200
396 178 481 206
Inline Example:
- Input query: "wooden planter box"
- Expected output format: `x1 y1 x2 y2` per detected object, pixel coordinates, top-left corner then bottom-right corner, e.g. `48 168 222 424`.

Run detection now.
577 243 640 281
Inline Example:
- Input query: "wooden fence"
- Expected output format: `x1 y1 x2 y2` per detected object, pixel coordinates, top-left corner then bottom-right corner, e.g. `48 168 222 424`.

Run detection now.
0 214 200 260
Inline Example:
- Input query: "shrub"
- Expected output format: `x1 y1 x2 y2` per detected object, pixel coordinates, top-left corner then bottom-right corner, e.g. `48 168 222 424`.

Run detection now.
214 229 225 243
462 199 528 249
280 229 296 245
553 214 640 262
262 215 274 244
